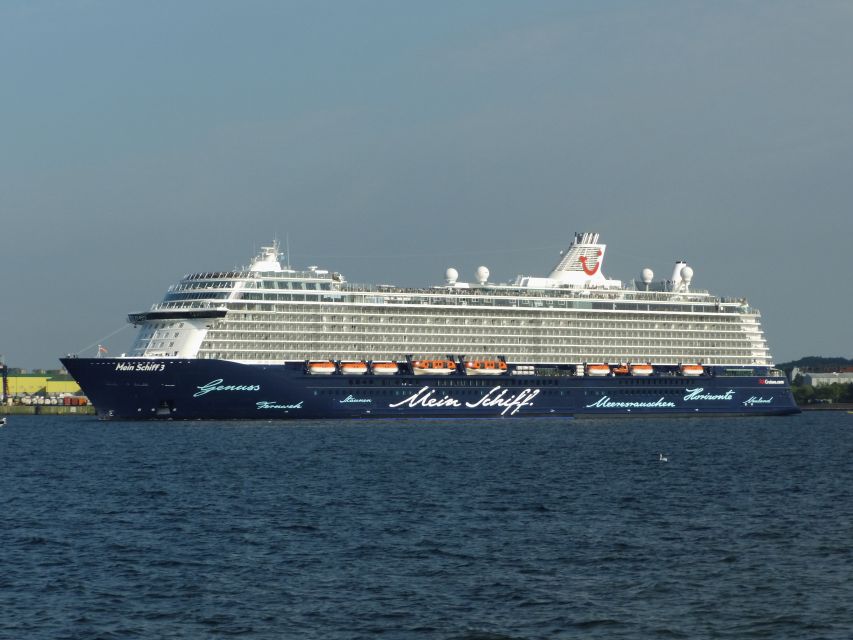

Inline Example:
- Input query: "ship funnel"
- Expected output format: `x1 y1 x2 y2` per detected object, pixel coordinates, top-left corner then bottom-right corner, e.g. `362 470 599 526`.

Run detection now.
548 231 608 285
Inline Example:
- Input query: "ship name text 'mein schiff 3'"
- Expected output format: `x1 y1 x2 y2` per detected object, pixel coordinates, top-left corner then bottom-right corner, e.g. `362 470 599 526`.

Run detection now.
62 232 799 419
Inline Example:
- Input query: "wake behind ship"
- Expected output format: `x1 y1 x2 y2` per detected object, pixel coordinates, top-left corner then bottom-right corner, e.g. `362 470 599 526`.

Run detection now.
62 232 799 419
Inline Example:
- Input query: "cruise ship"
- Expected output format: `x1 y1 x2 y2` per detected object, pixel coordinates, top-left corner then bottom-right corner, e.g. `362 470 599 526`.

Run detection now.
61 232 799 419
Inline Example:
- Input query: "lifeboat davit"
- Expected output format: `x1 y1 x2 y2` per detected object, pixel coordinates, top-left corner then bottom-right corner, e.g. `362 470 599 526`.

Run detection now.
464 359 507 375
371 362 399 375
341 361 368 375
680 364 704 377
586 364 611 377
630 364 654 376
412 359 457 375
308 361 336 375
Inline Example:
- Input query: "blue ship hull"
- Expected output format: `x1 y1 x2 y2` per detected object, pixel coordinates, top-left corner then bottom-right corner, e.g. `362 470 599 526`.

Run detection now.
61 358 800 420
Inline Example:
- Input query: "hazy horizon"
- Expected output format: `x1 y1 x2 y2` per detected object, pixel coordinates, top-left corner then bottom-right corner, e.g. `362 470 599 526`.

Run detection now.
2 1 852 369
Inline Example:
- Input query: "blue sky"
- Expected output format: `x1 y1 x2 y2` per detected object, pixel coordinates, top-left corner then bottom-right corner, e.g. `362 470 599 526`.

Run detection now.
1 1 851 368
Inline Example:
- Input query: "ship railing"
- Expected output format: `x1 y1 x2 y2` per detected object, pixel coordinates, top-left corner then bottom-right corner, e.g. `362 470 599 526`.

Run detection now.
146 283 757 315
339 283 715 303
183 267 340 282
175 276 731 306
147 301 226 312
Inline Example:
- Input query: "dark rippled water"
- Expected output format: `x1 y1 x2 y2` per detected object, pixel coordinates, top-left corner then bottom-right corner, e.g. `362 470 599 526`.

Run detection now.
1 413 851 639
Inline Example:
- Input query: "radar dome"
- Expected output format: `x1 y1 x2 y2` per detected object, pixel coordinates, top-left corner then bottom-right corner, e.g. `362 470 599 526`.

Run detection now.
475 266 489 285
641 268 654 284
680 265 694 283
445 267 459 285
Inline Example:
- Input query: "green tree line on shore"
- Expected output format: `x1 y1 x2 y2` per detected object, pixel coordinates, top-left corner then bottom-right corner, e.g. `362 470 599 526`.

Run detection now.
776 355 853 374
776 356 853 405
791 380 853 405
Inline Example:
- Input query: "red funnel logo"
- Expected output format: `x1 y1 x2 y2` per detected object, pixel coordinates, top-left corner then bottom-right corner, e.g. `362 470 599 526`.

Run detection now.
579 249 603 276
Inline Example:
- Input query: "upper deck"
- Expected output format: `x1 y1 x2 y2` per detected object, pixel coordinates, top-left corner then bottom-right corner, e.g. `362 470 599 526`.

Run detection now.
125 234 771 366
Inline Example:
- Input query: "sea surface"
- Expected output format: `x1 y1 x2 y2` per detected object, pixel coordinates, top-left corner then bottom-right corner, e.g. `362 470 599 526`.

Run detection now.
0 412 851 639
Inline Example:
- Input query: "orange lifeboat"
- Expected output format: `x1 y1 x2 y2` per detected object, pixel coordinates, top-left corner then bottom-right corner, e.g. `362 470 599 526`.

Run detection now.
612 365 630 375
371 362 399 375
680 364 704 377
412 359 457 375
586 364 611 377
630 364 654 376
308 361 336 375
464 359 507 375
341 361 368 375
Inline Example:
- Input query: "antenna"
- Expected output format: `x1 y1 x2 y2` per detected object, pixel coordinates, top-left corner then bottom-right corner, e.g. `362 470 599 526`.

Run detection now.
286 233 291 269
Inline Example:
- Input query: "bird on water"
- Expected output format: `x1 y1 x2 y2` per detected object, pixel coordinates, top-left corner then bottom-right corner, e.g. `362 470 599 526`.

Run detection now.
658 453 668 462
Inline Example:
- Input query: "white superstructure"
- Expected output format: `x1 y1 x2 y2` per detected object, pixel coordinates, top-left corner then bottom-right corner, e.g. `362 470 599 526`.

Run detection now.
127 233 772 367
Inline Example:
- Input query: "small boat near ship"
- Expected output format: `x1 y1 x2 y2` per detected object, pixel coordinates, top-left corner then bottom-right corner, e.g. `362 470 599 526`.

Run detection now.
308 361 336 375
586 364 611 377
371 362 399 375
340 362 368 375
412 359 456 375
629 364 654 376
464 360 507 375
680 364 704 377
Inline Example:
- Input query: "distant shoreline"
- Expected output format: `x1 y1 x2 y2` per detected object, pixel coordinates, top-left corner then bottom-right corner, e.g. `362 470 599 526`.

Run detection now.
1 405 96 416
799 403 853 412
